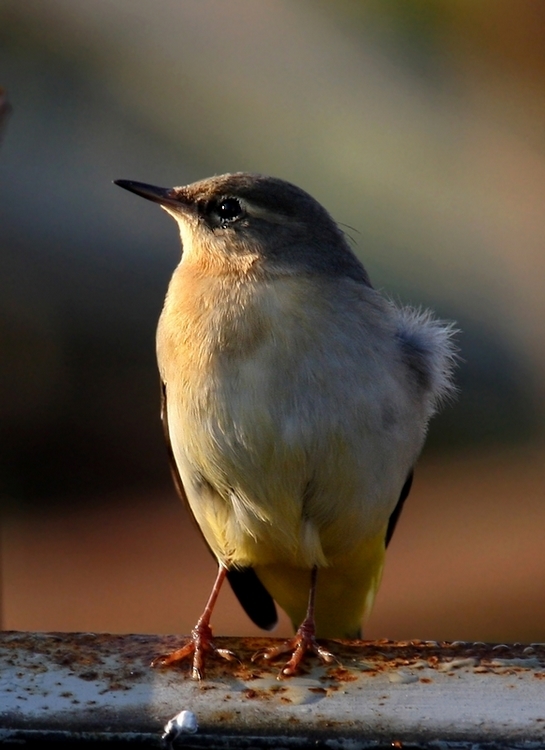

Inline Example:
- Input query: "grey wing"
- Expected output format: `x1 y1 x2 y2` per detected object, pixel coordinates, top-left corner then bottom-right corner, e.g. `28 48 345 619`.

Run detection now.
384 308 457 545
160 380 277 631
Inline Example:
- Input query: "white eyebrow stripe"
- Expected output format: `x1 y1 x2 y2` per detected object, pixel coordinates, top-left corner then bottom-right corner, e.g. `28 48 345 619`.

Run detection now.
243 200 295 225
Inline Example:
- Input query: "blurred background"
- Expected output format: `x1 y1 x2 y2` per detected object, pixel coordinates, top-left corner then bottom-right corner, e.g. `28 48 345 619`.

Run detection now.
1 0 544 644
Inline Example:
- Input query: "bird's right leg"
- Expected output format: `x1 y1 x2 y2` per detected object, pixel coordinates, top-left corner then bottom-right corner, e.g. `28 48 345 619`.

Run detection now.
151 563 237 680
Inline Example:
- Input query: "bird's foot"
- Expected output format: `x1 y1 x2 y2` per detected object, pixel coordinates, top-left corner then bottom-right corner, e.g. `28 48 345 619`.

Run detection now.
151 621 237 680
252 617 337 677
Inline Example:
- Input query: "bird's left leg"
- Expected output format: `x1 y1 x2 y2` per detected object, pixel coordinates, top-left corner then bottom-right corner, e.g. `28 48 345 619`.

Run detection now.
151 564 237 679
252 566 337 676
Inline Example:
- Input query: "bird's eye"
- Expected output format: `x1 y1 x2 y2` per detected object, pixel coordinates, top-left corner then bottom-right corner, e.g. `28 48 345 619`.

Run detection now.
213 197 244 224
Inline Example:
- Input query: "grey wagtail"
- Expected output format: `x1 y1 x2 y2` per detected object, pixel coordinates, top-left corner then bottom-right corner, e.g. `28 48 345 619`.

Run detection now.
115 173 457 678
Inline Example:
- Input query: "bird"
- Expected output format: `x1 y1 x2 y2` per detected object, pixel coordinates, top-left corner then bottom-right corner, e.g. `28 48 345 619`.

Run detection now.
114 172 457 679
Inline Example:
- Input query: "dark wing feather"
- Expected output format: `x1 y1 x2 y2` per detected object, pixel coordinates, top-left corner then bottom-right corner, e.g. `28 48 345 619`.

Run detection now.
226 568 278 631
160 380 278 630
385 470 414 547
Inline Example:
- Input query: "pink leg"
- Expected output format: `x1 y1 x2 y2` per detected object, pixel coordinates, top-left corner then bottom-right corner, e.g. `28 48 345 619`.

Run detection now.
252 567 336 677
151 564 237 680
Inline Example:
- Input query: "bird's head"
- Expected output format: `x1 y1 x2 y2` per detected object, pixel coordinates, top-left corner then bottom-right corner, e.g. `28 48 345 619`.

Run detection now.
115 172 369 283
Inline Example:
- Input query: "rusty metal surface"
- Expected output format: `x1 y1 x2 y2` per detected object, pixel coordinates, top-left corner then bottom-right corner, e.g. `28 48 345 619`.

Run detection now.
0 632 545 747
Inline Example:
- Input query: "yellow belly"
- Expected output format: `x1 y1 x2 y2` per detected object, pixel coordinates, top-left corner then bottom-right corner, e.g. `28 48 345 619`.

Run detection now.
254 528 386 638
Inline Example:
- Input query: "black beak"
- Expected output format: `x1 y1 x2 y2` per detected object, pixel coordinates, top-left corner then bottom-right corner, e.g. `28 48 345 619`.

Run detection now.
114 180 180 206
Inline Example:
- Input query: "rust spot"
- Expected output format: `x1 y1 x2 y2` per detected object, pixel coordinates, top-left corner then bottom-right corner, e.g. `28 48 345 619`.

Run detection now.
211 711 235 722
78 670 99 682
269 685 287 694
325 666 358 682
242 687 271 701
420 677 432 683
107 681 130 691
308 687 327 694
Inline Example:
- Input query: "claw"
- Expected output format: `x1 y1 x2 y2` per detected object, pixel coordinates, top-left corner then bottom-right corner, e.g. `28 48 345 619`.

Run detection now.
252 624 338 677
151 623 238 679
151 641 195 668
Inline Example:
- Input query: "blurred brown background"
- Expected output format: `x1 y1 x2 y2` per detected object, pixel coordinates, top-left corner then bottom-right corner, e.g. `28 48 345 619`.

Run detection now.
1 0 544 643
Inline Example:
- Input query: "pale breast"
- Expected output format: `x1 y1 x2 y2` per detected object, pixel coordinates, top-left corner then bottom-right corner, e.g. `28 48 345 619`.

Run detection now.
157 265 427 567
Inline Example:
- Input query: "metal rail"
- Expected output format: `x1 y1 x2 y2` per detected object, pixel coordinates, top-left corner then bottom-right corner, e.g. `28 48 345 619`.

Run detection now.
1 631 544 748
